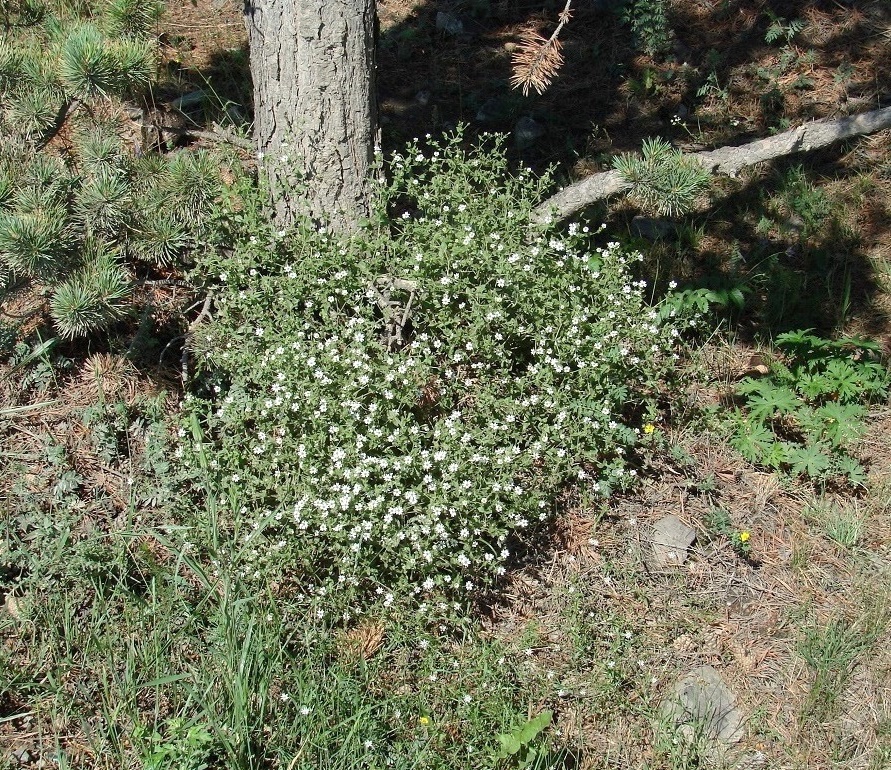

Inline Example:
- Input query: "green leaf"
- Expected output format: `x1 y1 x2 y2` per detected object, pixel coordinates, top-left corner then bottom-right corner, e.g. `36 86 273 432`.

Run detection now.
787 444 831 478
517 710 552 744
776 329 826 359
495 710 552 759
729 412 775 463
835 455 867 486
814 402 866 446
796 371 832 401
736 379 800 420
821 358 858 398
728 287 745 309
497 734 523 757
762 439 793 470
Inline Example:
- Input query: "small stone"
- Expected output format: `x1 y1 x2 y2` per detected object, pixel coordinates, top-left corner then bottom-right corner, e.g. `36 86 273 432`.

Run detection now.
435 11 464 36
475 97 507 124
734 750 767 770
169 90 206 112
661 665 745 745
5 593 22 621
652 514 696 566
631 215 673 241
12 748 31 765
514 116 544 149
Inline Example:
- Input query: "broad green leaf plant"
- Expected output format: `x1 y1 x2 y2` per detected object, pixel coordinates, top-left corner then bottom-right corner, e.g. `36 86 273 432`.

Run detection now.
730 330 889 485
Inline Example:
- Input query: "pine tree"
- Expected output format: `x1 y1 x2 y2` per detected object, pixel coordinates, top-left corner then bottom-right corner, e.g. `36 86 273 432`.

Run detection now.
0 0 220 339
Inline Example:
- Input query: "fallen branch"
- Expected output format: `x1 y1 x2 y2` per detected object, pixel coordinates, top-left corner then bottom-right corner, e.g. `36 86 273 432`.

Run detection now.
532 106 891 225
151 122 254 151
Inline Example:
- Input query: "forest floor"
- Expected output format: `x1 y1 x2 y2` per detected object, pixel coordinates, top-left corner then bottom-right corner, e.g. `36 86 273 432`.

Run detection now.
2 1 891 768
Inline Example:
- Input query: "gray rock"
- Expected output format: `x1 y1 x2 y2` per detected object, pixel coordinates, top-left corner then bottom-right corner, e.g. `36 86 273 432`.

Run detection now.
514 116 544 149
169 90 206 112
475 97 508 124
734 750 767 770
631 215 674 241
652 514 696 566
435 11 464 36
662 665 745 745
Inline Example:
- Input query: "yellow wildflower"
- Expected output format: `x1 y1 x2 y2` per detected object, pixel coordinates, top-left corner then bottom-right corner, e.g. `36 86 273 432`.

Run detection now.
739 531 750 543
419 715 430 726
643 423 655 435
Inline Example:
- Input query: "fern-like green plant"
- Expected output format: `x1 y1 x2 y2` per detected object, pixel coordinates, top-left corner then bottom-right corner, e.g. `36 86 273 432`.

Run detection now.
620 0 672 58
613 137 711 216
764 14 805 46
730 330 890 485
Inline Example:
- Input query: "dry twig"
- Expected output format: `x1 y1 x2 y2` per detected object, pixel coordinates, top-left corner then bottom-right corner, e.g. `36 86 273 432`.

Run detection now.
510 1 574 96
532 105 891 224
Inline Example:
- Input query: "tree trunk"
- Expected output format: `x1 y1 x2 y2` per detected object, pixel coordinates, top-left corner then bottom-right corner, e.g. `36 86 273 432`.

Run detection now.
244 0 377 233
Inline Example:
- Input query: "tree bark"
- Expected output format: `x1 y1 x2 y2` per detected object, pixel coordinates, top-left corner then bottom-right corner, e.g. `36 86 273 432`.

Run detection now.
244 0 377 233
532 106 891 226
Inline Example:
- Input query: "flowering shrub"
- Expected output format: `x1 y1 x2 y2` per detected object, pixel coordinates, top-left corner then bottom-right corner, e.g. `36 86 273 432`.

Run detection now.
176 133 695 618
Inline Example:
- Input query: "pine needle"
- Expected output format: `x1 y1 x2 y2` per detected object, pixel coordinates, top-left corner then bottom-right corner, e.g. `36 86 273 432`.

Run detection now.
510 1 574 96
510 30 565 96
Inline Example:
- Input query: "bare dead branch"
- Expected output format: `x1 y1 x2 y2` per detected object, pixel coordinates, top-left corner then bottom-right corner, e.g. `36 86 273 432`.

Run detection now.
532 106 891 225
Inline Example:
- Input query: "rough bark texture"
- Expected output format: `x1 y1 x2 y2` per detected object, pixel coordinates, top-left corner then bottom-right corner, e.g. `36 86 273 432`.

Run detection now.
244 0 377 233
532 106 891 225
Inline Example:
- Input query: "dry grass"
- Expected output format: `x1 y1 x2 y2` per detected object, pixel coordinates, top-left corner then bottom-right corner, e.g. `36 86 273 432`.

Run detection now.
479 415 891 767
